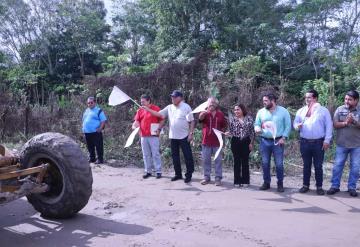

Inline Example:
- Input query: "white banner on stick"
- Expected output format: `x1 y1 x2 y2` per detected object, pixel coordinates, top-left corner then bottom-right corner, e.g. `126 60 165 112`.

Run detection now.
109 86 132 106
124 127 140 148
212 128 224 160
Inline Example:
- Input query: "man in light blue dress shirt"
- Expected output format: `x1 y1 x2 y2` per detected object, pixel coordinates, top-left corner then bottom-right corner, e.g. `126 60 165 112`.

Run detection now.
293 89 333 195
254 93 291 192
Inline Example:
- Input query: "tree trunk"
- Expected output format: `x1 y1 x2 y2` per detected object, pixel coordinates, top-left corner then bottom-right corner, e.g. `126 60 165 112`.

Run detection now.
0 107 9 140
328 70 335 115
24 104 30 139
41 81 45 106
77 50 85 77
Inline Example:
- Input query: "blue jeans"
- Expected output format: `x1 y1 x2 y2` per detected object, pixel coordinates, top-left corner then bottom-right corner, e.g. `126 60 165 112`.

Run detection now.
260 138 284 184
300 139 324 187
331 145 360 190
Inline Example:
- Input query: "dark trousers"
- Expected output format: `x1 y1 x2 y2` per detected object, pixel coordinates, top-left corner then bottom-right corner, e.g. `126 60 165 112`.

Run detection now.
171 137 194 178
231 136 250 184
85 132 104 162
300 138 324 187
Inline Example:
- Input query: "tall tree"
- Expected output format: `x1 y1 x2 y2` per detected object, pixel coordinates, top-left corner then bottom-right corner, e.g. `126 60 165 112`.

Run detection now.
56 0 110 77
112 0 157 65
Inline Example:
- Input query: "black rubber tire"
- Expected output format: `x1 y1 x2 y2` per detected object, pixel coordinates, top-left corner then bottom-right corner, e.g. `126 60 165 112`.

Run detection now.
20 132 92 219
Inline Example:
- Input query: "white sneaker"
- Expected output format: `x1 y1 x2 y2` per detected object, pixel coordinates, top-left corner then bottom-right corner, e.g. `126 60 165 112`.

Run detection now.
243 184 250 188
200 179 210 185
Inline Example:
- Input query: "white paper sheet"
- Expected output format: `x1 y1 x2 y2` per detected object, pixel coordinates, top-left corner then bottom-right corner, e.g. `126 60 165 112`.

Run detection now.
212 128 224 160
109 86 131 106
150 123 160 135
124 127 140 148
191 101 208 114
262 121 277 140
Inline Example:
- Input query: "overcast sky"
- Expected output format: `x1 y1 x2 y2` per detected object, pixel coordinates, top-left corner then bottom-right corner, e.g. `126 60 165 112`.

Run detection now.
103 0 113 23
103 0 112 12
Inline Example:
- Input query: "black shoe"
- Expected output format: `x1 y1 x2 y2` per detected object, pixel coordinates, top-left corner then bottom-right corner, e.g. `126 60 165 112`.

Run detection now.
156 173 162 179
171 175 183 181
327 187 340 195
316 187 325 195
142 173 152 179
259 182 270 190
277 182 285 193
349 189 358 197
95 159 104 164
184 177 191 183
299 186 309 193
89 158 96 163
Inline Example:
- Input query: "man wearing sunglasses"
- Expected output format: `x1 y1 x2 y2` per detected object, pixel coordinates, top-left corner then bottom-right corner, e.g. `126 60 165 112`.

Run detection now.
82 97 107 164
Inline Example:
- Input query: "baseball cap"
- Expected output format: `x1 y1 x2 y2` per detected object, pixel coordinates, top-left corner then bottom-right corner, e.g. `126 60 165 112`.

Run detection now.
170 90 183 97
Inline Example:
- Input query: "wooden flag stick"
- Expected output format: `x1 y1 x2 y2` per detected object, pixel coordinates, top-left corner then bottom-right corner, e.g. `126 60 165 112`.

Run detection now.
130 98 141 108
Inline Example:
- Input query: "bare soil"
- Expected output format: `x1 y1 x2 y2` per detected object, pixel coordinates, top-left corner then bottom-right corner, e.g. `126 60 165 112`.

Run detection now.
1 162 359 247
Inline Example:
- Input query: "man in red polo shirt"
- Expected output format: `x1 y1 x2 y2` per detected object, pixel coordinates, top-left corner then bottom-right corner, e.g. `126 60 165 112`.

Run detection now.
132 94 164 179
198 97 227 186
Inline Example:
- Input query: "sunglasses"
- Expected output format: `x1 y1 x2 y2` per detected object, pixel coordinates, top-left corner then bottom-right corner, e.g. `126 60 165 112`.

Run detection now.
87 102 95 105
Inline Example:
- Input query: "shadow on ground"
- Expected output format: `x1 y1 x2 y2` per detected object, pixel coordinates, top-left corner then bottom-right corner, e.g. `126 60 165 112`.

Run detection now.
0 199 152 247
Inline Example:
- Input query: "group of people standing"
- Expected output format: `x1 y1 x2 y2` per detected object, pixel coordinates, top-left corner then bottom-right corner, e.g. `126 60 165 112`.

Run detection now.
294 89 360 197
82 88 360 197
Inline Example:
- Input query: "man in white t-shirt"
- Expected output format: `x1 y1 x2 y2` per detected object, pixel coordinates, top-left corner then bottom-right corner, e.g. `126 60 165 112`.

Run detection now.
142 90 195 183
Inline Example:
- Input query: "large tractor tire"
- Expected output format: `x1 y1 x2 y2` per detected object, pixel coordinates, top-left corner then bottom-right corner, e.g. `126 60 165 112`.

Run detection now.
20 132 92 219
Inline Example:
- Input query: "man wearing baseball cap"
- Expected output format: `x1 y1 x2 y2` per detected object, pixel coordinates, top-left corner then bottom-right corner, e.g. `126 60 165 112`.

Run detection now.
142 90 195 183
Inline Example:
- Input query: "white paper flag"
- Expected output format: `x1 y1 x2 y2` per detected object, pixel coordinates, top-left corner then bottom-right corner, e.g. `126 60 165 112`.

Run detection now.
150 123 160 135
262 121 277 140
191 101 208 114
212 128 224 160
124 127 140 148
109 86 131 106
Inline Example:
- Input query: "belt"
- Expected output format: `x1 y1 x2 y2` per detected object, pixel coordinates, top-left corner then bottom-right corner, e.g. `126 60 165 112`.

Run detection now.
300 137 324 143
262 136 282 141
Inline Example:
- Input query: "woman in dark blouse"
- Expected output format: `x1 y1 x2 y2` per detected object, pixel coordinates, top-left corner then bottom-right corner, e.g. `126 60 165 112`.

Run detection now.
226 104 255 187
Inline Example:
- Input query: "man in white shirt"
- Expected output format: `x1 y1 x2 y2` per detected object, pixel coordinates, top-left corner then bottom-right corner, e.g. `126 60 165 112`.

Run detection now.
293 89 333 195
142 90 195 183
